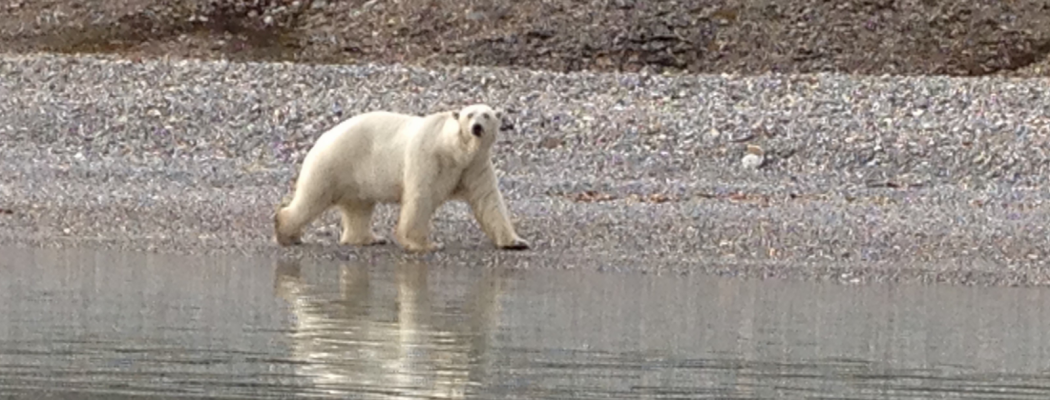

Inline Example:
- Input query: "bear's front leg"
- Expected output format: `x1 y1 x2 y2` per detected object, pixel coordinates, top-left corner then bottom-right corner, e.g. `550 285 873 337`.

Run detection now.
395 193 443 253
460 161 530 251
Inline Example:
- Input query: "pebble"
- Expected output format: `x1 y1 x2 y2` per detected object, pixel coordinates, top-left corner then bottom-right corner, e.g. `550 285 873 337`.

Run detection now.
741 153 764 169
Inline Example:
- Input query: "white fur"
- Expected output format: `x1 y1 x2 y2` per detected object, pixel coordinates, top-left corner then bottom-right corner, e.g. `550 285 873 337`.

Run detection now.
274 104 529 252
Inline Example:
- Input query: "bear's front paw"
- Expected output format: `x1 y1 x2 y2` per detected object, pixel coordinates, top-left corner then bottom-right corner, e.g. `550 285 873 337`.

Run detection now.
341 234 389 247
498 238 530 251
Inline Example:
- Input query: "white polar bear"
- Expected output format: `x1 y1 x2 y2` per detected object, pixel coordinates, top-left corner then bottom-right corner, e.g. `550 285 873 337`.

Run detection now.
273 104 530 253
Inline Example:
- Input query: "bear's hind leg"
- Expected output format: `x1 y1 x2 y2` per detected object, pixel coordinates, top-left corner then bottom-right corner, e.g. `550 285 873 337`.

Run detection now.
274 185 332 247
274 209 303 246
337 201 387 246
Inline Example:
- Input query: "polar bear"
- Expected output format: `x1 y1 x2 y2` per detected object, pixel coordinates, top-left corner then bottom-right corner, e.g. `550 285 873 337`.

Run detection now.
273 104 530 253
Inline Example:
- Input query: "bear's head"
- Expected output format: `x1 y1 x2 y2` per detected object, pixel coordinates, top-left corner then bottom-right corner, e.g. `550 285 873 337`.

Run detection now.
452 104 502 150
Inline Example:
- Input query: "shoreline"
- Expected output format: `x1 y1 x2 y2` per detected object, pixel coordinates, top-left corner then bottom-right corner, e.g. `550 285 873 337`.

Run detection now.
2 52 1050 287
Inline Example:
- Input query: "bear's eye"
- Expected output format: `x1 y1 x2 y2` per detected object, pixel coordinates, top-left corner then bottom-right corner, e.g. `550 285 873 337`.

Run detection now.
472 124 484 137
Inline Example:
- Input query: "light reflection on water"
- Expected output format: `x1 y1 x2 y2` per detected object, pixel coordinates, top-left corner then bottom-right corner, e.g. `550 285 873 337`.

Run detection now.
2 246 1050 399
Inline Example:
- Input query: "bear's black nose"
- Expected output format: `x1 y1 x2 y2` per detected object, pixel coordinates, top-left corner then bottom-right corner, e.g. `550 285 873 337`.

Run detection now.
472 124 483 137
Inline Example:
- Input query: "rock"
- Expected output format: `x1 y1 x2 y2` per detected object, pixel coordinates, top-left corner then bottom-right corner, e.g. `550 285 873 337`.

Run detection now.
742 153 764 169
742 144 766 168
746 144 765 156
539 136 564 149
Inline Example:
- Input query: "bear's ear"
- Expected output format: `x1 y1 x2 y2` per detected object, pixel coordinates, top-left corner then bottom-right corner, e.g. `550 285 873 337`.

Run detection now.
451 111 459 120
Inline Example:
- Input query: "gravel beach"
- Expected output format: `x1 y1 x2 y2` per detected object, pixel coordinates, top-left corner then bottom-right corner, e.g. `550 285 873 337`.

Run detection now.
3 0 1049 77
2 52 1050 286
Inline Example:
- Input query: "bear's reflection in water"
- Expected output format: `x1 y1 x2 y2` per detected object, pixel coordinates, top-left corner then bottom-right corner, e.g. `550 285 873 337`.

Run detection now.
273 259 508 399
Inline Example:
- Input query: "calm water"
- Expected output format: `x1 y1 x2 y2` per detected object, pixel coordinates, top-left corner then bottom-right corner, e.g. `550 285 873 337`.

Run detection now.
2 247 1050 399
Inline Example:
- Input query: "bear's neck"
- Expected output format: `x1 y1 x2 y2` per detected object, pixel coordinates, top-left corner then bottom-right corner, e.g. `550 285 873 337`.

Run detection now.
445 137 487 167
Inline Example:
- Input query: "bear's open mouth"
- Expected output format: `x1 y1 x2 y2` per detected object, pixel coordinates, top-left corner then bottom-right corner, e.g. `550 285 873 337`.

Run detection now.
472 124 483 137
